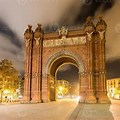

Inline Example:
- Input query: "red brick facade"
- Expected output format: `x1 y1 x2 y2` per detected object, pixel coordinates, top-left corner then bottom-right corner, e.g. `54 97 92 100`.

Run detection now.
23 17 110 103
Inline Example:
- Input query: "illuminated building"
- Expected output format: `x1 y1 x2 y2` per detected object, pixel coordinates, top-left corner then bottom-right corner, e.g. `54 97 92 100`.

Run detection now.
107 78 120 99
56 79 71 98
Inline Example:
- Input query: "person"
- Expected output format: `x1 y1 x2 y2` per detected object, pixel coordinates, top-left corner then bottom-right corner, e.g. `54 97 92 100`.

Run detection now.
5 96 7 102
9 97 11 102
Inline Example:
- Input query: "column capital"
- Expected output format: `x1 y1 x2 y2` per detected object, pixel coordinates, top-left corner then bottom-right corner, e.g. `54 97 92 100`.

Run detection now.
84 17 95 42
34 24 44 46
96 17 107 40
24 25 34 47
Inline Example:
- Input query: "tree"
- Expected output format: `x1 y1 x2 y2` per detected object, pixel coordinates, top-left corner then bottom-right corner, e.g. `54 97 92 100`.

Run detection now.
0 59 20 102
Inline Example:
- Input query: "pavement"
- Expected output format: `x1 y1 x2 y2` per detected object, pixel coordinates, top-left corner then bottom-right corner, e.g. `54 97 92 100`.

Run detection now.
0 98 120 120
69 103 114 120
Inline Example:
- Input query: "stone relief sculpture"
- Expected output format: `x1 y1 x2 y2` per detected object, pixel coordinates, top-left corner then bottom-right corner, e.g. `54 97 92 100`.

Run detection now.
86 31 94 41
25 38 31 47
34 24 43 46
84 17 95 41
96 16 107 40
58 26 68 37
43 37 86 47
98 30 105 40
24 25 33 47
35 38 40 46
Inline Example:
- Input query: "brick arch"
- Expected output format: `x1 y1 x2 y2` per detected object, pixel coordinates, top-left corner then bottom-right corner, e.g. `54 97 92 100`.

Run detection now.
24 19 110 103
45 50 85 77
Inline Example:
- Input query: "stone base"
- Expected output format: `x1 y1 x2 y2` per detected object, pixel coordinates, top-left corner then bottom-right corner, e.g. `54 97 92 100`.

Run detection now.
20 101 31 104
30 100 43 104
69 103 114 120
85 95 97 103
42 99 51 103
21 99 43 104
98 95 111 103
79 96 85 103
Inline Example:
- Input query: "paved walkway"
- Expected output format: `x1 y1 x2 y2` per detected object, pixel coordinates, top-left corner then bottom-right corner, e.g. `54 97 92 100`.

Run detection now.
0 99 120 120
69 103 114 120
0 99 78 120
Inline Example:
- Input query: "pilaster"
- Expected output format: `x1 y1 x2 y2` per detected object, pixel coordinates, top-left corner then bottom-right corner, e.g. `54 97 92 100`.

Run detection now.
79 72 88 103
42 74 51 103
84 17 97 103
96 17 110 103
23 25 33 103
31 24 43 103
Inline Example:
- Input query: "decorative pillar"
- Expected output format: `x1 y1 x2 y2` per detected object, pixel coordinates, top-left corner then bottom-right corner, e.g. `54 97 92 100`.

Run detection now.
31 24 43 103
94 34 99 100
79 72 88 103
96 17 110 103
23 25 33 103
84 17 97 103
42 74 51 103
49 75 56 101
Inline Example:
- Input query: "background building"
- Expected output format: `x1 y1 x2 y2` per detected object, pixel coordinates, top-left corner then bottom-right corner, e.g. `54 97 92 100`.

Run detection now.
107 78 120 99
56 80 79 99
56 79 71 98
19 77 24 98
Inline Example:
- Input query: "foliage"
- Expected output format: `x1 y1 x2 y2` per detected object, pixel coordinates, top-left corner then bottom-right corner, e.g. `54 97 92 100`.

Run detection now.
0 59 20 93
114 87 120 95
56 86 69 96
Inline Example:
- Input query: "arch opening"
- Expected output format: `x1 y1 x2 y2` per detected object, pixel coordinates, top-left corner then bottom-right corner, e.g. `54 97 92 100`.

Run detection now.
48 56 80 101
56 63 79 100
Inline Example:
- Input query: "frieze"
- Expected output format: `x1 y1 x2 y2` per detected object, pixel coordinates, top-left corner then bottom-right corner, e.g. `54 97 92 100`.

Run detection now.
43 37 86 47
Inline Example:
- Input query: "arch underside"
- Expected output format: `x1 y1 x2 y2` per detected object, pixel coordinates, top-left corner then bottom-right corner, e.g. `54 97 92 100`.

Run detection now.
50 56 78 77
45 50 85 76
45 50 85 101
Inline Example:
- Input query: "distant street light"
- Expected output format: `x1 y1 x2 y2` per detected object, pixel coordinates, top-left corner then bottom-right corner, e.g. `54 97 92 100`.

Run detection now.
59 86 63 91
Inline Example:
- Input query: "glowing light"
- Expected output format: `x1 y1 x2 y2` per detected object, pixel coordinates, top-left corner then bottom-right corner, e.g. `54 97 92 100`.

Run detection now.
16 89 19 92
3 90 10 94
77 96 81 101
18 95 23 99
59 86 63 91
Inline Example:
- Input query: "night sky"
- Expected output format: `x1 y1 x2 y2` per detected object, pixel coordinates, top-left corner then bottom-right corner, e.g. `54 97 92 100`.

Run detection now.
0 0 120 80
57 64 79 84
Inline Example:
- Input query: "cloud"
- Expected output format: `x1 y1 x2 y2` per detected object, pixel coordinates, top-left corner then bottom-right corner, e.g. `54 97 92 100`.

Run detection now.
0 19 23 48
106 58 120 79
57 64 79 83
59 0 115 26
0 34 24 72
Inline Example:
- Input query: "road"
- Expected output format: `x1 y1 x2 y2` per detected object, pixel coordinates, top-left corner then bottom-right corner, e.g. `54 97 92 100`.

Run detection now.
0 98 120 120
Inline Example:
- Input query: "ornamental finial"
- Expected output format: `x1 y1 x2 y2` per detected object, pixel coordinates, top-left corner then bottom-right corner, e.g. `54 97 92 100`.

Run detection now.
58 26 68 37
96 15 107 27
24 24 33 34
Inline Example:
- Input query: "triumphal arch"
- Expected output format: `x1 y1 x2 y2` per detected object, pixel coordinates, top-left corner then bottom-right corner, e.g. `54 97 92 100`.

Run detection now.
23 17 110 103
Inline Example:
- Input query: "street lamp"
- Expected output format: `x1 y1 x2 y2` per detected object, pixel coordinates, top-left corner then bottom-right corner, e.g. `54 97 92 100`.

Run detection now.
59 86 63 91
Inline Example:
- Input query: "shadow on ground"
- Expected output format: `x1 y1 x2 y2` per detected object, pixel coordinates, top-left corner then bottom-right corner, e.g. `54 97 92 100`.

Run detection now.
69 103 114 120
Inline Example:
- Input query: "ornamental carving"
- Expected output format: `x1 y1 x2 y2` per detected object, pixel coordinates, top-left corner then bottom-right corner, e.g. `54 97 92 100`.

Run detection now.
44 50 85 76
25 38 31 47
98 30 105 40
58 26 68 37
34 24 43 46
86 31 94 41
35 38 40 46
43 37 86 47
24 25 33 47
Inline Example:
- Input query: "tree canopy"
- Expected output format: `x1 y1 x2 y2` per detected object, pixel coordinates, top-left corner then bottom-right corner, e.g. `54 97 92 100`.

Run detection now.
0 59 20 93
